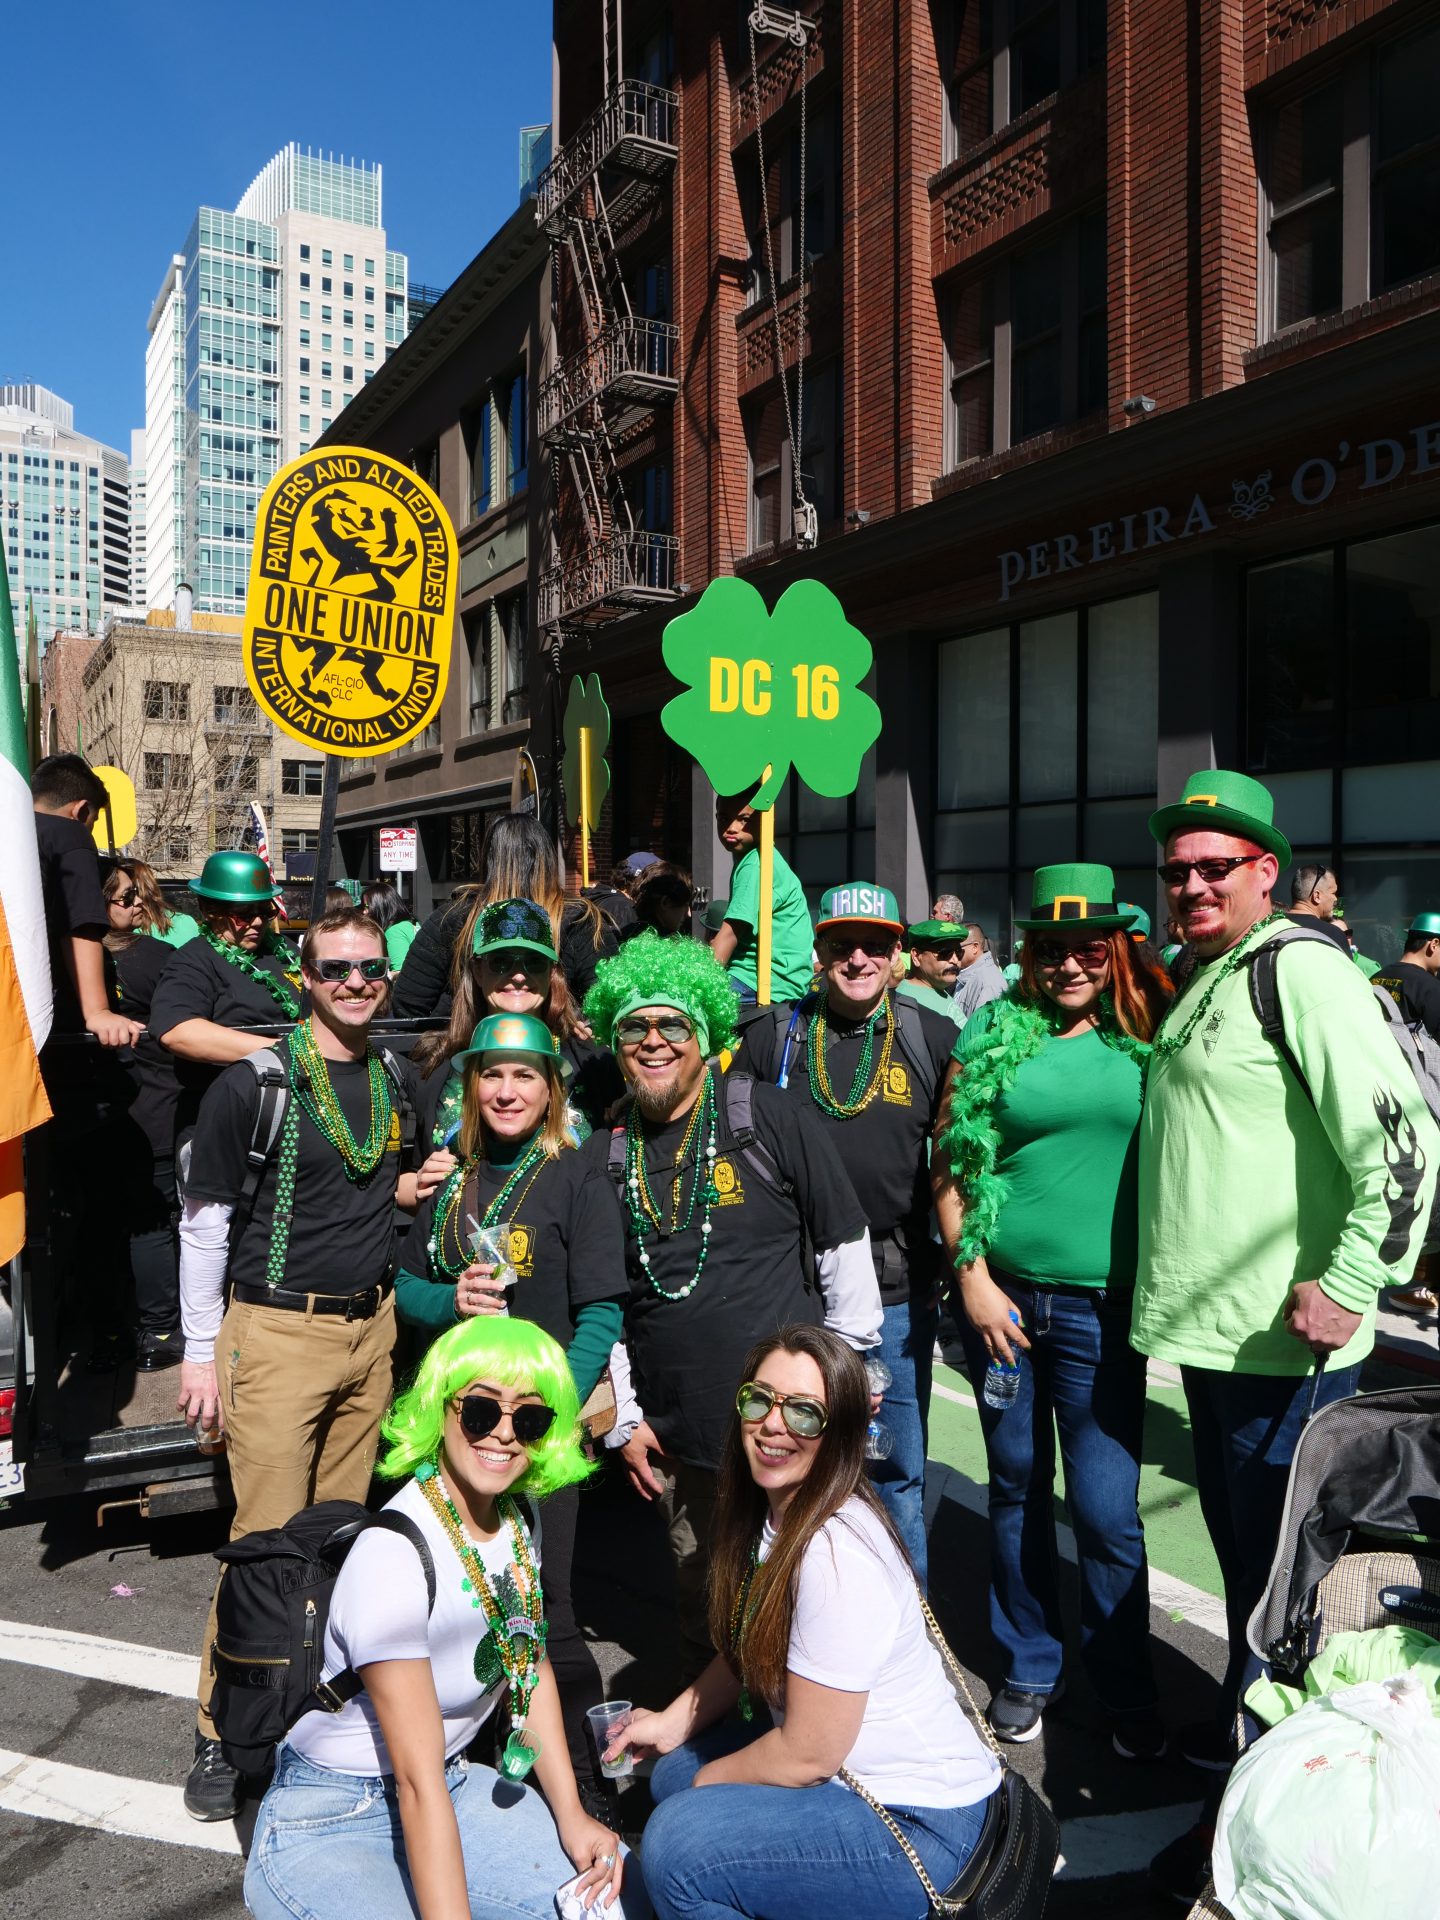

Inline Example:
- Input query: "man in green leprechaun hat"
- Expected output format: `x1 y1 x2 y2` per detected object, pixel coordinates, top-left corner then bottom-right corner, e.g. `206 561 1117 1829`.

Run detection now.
1136 769 1440 1902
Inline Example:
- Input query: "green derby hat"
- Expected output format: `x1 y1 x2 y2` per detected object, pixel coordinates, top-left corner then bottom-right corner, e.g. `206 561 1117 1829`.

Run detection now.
1408 911 1440 938
906 919 970 946
454 1011 567 1074
1118 902 1151 940
702 896 729 933
191 850 280 906
470 897 559 963
1014 863 1137 933
1149 769 1292 867
815 882 904 935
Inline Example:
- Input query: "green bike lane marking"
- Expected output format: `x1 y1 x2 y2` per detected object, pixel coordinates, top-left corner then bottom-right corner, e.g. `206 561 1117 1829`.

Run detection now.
926 1363 1224 1601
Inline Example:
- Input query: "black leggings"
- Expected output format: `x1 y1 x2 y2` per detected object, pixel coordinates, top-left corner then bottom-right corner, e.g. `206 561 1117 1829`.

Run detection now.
130 1153 180 1336
539 1478 606 1796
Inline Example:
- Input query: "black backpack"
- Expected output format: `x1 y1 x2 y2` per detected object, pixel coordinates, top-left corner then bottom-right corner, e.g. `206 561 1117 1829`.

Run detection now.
208 1499 434 1774
605 1069 794 1199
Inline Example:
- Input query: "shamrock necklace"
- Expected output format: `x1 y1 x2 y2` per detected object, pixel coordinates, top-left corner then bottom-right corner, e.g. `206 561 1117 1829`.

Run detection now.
807 992 895 1118
416 1464 547 1781
426 1133 550 1279
729 1542 767 1722
623 1069 719 1300
200 925 300 1018
1151 911 1287 1062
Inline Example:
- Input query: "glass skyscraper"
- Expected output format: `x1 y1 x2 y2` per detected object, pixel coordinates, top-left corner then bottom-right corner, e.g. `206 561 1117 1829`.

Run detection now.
145 144 410 614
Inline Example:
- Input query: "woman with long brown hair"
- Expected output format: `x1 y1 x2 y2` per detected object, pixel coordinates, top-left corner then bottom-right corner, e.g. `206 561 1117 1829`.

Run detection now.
932 862 1170 1756
619 1325 1000 1920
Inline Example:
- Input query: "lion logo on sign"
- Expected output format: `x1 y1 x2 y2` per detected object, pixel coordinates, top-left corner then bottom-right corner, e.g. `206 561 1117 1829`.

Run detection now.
508 1227 533 1271
713 1159 737 1196
886 1066 910 1102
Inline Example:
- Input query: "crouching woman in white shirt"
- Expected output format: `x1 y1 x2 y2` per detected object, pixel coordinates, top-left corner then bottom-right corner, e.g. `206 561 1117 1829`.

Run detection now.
244 1316 649 1920
617 1324 1001 1920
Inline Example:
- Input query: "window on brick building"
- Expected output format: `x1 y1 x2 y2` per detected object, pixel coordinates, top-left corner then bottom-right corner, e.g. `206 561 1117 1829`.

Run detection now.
281 759 324 796
745 360 842 552
736 94 841 307
143 751 190 791
944 210 1105 464
143 679 189 721
464 607 492 733
412 442 439 491
1261 18 1440 338
940 0 1106 164
500 592 529 725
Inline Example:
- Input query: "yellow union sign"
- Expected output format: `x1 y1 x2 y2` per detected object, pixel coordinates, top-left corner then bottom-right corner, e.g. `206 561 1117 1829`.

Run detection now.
242 447 457 757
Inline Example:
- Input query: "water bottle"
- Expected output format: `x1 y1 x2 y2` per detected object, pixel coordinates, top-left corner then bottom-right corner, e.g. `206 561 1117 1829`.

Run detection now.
982 1310 1023 1410
864 1357 894 1461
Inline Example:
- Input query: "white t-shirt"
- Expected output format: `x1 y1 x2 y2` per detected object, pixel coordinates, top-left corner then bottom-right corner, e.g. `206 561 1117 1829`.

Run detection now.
759 1496 1000 1810
287 1477 540 1776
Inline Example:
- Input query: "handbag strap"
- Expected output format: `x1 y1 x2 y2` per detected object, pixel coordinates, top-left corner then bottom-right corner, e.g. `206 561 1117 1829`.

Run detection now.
837 1580 1006 1917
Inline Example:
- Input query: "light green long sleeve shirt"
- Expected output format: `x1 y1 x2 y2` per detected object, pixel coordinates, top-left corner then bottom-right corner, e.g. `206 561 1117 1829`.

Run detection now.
1134 917 1439 1373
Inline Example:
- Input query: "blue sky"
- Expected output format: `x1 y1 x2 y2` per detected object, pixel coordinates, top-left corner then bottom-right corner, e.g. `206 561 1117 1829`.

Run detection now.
0 2 553 455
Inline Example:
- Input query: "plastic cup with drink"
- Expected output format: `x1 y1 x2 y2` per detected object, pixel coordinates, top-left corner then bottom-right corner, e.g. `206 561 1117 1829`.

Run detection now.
467 1219 519 1315
586 1700 634 1779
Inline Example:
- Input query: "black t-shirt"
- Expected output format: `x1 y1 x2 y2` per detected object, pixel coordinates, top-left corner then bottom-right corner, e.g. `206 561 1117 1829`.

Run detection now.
105 935 183 1160
34 811 107 1035
580 1078 865 1470
733 995 954 1299
186 1044 415 1295
398 1146 627 1350
1374 960 1440 1040
391 897 621 1022
150 936 300 1127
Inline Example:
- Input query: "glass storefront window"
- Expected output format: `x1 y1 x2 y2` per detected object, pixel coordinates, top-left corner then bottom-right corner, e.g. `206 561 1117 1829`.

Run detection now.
1341 761 1440 844
1345 525 1440 761
1016 803 1077 868
1264 769 1333 849
1246 550 1336 771
1338 846 1440 971
1087 593 1158 795
1018 613 1077 800
938 627 1010 808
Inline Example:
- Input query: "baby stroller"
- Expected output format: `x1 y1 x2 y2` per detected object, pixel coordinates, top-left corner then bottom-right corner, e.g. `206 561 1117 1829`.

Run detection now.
1188 1382 1440 1920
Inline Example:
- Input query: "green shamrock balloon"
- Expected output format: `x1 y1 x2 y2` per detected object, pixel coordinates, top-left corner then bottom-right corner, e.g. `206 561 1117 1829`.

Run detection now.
661 578 881 809
560 673 611 828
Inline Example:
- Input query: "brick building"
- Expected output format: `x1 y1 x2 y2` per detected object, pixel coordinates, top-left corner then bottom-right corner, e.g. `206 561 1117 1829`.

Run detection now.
539 0 1440 963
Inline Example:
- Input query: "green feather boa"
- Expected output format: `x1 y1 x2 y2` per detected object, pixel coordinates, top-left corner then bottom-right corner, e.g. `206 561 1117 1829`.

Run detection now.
938 994 1150 1266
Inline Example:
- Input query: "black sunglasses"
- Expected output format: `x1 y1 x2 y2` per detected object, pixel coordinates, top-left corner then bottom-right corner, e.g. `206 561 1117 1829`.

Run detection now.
479 948 552 976
454 1393 556 1447
1157 855 1262 887
312 956 389 983
735 1381 829 1439
1031 936 1110 968
110 887 140 907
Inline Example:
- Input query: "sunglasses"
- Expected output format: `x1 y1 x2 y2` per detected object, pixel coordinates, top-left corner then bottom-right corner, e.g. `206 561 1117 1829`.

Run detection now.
312 956 389 983
820 935 895 959
735 1381 829 1439
1031 936 1111 968
480 948 552 976
1157 855 1263 887
453 1392 556 1447
915 941 966 959
614 1013 696 1047
110 888 140 907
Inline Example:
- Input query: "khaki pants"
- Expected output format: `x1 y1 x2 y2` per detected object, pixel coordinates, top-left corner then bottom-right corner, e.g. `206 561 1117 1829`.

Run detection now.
196 1290 396 1738
654 1459 719 1683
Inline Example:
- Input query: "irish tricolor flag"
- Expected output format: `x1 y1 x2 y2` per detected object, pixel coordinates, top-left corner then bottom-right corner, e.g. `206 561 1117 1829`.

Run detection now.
0 548 52 1263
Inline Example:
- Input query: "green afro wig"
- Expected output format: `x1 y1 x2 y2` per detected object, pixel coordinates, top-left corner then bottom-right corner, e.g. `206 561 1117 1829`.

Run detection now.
583 930 739 1056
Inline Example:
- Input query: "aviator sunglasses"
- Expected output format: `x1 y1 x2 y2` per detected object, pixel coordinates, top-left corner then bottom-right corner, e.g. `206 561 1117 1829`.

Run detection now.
312 956 390 983
735 1381 829 1439
453 1393 557 1447
614 1012 696 1047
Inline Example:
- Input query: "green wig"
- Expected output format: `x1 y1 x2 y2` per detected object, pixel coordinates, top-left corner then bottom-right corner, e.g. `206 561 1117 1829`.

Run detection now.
378 1317 594 1500
583 929 738 1056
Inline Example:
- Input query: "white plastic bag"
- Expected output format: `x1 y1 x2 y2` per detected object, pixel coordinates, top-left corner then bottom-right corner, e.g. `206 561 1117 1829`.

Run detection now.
1213 1677 1440 1920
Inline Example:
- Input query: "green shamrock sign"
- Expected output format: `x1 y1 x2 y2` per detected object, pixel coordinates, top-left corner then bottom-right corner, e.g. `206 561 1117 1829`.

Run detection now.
660 577 880 808
560 673 611 829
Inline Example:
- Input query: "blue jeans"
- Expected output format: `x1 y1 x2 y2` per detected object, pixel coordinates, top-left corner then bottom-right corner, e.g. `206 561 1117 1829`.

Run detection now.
869 1295 939 1587
642 1722 995 1920
1181 1359 1360 1747
245 1743 651 1920
956 1276 1156 1714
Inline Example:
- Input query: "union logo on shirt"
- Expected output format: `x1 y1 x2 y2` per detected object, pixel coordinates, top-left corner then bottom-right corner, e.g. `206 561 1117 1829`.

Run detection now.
710 1157 746 1206
883 1064 912 1106
506 1224 536 1277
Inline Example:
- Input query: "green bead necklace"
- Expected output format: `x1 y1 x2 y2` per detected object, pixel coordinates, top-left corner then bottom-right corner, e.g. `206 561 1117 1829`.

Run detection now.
415 1464 548 1782
200 925 301 1019
1150 912 1287 1063
289 1021 394 1179
806 993 896 1119
729 1542 765 1722
426 1133 549 1279
624 1069 719 1300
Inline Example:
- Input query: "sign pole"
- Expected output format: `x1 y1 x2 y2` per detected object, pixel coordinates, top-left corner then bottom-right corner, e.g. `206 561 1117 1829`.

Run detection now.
579 726 592 889
308 755 340 927
757 762 774 1006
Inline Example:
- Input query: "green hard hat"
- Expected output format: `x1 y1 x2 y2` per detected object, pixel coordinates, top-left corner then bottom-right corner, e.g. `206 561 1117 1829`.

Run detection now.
191 850 280 905
1408 911 1440 938
454 1012 566 1074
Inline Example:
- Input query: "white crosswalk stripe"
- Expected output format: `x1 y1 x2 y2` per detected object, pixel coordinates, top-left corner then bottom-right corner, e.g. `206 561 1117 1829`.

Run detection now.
0 1746 244 1855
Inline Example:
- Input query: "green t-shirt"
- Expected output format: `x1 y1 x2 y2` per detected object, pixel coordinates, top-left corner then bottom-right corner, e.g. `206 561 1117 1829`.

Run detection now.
1134 919 1440 1374
725 847 814 1001
956 1008 1143 1287
150 911 201 949
897 977 965 1029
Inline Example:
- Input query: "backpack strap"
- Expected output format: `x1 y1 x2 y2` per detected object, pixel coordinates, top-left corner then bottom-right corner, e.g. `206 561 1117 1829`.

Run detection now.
1242 924 1348 1110
376 1046 417 1159
722 1071 793 1197
229 1050 293 1253
300 1509 437 1719
890 996 940 1113
605 1121 627 1190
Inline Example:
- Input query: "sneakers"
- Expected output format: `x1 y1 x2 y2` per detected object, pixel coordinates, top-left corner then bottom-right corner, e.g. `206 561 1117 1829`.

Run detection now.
184 1733 241 1822
1148 1821 1214 1907
1177 1719 1237 1772
1109 1711 1169 1761
135 1329 184 1371
986 1681 1064 1744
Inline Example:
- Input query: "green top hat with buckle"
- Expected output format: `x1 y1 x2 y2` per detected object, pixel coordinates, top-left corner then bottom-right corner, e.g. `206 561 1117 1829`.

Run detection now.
815 882 904 934
1014 863 1137 933
1409 911 1440 939
191 850 279 906
470 897 559 962
1149 769 1292 868
454 1012 566 1075
906 918 970 946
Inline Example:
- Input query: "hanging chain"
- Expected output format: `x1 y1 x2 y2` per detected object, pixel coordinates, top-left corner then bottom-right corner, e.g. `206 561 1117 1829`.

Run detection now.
748 10 813 520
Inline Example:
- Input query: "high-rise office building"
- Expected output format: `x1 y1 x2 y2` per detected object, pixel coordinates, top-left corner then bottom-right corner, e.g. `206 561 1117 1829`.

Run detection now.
129 428 146 607
0 385 131 648
145 143 411 614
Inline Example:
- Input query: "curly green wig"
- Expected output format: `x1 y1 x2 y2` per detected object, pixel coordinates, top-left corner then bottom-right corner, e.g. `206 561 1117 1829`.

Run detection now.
583 929 738 1056
378 1317 594 1499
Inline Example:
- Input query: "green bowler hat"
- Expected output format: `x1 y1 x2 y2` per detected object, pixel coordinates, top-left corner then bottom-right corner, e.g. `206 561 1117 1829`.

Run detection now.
1149 769 1292 868
1409 911 1440 938
454 1011 566 1074
1015 863 1137 933
907 919 970 946
815 882 904 934
191 850 280 905
1118 902 1151 940
471 897 559 962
